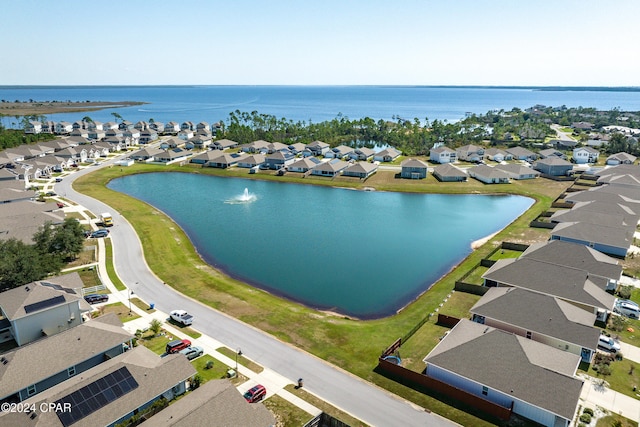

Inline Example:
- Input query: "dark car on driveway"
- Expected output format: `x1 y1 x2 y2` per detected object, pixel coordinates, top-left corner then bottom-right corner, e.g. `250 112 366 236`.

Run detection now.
243 384 266 403
84 294 109 304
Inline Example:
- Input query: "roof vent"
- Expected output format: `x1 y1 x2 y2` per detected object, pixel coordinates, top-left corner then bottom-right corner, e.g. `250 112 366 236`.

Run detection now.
25 286 30 292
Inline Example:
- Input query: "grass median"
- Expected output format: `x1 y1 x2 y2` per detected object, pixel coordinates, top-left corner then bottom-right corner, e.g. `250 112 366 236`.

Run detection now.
73 162 569 426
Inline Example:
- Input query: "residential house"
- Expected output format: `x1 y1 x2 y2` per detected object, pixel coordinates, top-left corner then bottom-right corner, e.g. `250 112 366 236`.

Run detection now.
177 129 194 141
163 121 180 134
159 137 182 150
139 129 159 144
538 148 566 160
41 121 54 134
154 149 191 164
188 134 212 150
342 161 378 179
305 140 330 157
105 128 124 138
190 150 224 165
102 121 119 131
572 146 600 164
325 145 354 160
505 146 537 161
241 140 270 154
0 345 195 427
467 165 510 184
571 121 594 131
349 147 375 161
423 319 583 427
494 163 540 180
0 314 132 404
482 256 616 318
373 147 401 162
196 121 210 132
118 120 134 131
181 121 195 131
455 144 484 163
54 122 73 135
130 147 164 162
551 139 578 150
484 148 511 162
87 129 106 141
55 147 88 164
86 121 103 131
70 128 89 139
432 163 467 182
142 379 276 427
149 121 165 133
66 135 92 146
236 154 265 169
533 157 573 176
212 139 239 151
123 129 140 145
310 159 349 177
429 146 457 164
470 287 600 362
263 150 294 170
550 221 634 258
0 273 90 346
400 159 428 179
206 152 244 169
287 157 321 173
288 142 307 155
606 152 636 165
24 121 42 134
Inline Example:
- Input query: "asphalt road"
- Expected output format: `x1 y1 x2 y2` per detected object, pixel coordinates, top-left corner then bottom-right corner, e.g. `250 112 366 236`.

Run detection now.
57 155 456 427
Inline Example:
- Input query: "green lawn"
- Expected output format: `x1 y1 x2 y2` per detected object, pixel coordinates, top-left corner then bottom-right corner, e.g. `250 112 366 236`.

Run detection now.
284 384 369 426
96 302 140 323
487 249 522 261
262 394 315 426
190 354 245 385
463 265 489 285
166 319 201 339
73 162 572 427
76 268 104 291
579 357 640 399
104 239 127 291
596 414 638 427
216 347 264 374
131 297 155 313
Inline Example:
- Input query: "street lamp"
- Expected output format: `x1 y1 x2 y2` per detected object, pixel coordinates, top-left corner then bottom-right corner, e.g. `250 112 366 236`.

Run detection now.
129 283 137 315
235 348 242 371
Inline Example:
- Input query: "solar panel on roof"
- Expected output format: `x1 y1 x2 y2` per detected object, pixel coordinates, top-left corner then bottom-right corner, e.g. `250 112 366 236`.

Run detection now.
24 295 66 314
55 367 138 427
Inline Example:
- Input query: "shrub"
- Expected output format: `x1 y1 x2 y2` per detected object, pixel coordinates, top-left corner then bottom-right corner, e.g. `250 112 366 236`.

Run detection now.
205 360 214 370
617 285 632 299
582 407 593 416
599 364 612 376
579 413 591 423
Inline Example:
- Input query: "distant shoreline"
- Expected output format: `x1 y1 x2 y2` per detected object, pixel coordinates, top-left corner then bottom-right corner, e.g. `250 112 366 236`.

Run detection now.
0 100 146 116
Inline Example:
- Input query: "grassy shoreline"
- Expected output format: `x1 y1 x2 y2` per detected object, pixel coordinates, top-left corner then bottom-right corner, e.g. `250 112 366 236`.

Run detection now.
73 163 570 426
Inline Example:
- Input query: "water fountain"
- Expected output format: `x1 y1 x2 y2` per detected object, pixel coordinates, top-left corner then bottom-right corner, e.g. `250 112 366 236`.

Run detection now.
225 188 257 204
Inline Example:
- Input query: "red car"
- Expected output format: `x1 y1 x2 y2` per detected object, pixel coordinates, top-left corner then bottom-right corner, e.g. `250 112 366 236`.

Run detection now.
243 384 266 403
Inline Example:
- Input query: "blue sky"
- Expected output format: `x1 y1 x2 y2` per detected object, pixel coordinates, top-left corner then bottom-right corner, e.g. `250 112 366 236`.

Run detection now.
2 0 639 86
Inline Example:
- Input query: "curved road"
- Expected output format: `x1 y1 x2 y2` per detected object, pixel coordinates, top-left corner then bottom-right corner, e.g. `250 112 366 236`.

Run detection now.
57 156 456 427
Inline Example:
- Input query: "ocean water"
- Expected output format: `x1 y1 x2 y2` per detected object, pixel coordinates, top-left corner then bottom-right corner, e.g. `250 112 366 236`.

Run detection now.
2 85 640 126
108 173 533 318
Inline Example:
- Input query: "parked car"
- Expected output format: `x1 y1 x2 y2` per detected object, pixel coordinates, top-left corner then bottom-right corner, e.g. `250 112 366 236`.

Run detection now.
84 294 109 304
614 300 640 319
170 309 193 326
165 339 191 354
243 384 267 403
178 346 204 360
90 229 109 238
45 191 57 196
56 202 65 208
55 177 63 182
597 335 621 353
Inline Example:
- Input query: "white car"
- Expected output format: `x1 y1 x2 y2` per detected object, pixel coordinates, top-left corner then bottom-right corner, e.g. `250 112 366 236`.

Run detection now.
170 310 194 326
597 335 621 353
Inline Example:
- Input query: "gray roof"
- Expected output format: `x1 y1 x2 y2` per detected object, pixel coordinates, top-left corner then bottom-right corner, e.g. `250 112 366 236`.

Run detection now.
289 157 320 170
400 158 428 168
344 161 378 174
470 287 599 349
550 209 630 228
0 345 195 427
432 163 467 178
606 152 637 163
191 150 224 162
534 157 572 167
213 138 238 148
564 187 640 205
598 173 640 187
0 313 132 400
595 164 640 179
142 379 276 427
312 159 349 172
424 319 583 420
468 164 510 180
0 273 84 320
483 257 616 310
550 221 634 253
521 240 621 282
505 146 536 157
494 163 540 177
430 146 456 154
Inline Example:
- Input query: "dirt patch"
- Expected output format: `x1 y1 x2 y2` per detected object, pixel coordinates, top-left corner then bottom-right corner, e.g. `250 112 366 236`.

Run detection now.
0 101 145 116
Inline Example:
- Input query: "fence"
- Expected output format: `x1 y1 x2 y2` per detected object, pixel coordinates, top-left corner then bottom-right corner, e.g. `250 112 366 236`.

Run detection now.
303 413 351 427
454 281 489 295
376 357 513 421
82 284 107 295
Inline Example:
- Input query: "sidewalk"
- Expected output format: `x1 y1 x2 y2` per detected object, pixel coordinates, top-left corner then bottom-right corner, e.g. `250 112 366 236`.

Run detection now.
90 238 322 417
579 374 640 422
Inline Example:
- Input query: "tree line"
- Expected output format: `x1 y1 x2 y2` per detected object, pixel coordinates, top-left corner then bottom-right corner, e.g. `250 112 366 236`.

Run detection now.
0 218 86 290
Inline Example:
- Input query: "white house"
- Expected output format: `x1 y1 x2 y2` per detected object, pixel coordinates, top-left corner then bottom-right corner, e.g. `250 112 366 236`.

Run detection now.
572 146 600 164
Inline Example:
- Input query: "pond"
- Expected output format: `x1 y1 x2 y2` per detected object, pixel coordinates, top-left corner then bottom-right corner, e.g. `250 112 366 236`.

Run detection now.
108 173 533 318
